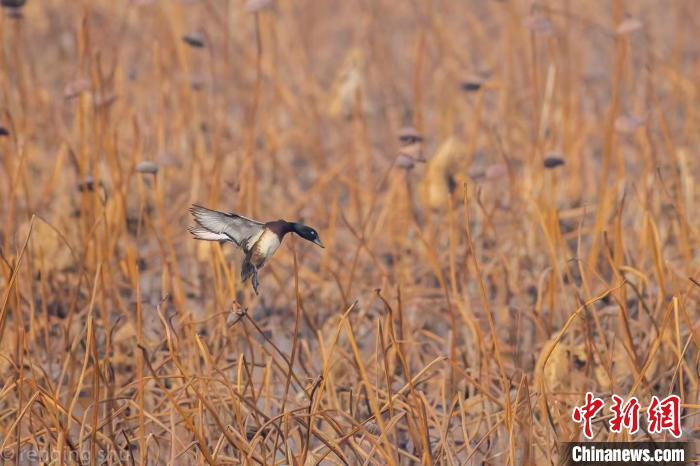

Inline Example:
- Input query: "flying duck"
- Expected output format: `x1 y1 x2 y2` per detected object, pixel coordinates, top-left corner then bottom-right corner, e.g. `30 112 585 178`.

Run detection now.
188 204 324 294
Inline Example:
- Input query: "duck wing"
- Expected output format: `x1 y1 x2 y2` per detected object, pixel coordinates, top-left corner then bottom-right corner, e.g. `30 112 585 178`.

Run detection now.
189 204 264 249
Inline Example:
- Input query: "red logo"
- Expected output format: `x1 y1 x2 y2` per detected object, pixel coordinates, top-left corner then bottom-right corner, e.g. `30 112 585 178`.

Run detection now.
572 392 605 439
572 393 682 438
609 395 640 434
647 395 682 438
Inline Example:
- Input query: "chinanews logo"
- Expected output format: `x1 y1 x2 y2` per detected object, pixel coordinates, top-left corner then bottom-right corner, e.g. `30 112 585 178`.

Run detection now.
571 392 682 439
564 392 692 466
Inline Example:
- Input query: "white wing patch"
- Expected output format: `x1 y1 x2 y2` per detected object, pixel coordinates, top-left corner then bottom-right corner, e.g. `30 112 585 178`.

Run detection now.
188 226 229 241
189 205 265 248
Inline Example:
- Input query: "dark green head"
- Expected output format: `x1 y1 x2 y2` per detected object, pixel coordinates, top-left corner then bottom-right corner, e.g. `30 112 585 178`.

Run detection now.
292 223 324 248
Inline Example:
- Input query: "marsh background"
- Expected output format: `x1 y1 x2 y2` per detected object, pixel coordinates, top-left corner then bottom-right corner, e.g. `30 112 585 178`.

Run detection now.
0 0 699 464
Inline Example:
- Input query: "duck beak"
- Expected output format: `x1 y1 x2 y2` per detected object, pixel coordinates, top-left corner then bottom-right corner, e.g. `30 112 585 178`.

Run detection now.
313 237 325 248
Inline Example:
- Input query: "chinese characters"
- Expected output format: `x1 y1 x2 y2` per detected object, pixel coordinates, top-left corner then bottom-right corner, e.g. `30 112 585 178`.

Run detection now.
571 392 682 439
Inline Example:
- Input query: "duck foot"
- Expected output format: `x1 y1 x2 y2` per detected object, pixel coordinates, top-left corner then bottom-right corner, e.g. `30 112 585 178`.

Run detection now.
251 269 260 295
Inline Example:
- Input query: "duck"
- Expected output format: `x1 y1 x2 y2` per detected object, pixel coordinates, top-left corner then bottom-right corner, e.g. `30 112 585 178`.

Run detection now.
188 204 324 294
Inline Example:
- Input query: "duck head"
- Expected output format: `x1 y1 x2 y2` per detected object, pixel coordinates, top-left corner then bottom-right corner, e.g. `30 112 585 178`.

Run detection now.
292 223 324 248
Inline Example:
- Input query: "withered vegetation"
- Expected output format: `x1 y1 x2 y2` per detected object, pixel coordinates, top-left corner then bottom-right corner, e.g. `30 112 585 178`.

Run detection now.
0 1 698 464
